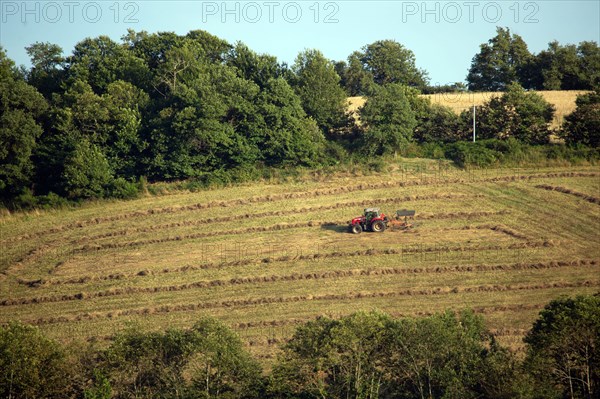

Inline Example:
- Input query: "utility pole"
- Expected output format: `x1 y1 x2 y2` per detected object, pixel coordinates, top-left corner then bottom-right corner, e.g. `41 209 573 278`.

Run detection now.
472 104 476 142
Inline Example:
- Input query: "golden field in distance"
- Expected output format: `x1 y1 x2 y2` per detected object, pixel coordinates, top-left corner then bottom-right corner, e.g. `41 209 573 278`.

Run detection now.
348 90 589 129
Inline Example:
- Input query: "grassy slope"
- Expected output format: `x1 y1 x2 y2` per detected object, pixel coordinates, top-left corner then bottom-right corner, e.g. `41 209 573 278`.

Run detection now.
1 161 599 362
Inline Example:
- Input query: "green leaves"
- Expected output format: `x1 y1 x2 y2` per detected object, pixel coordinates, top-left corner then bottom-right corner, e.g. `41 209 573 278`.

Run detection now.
62 139 112 199
360 40 429 89
359 83 418 155
272 310 529 399
461 83 555 144
292 49 348 133
467 27 532 91
0 48 47 199
0 322 73 398
562 89 600 147
525 295 600 399
98 318 262 399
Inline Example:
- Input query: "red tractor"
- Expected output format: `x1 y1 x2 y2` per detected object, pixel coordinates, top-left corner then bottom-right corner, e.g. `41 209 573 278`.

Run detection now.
348 208 416 234
348 208 389 234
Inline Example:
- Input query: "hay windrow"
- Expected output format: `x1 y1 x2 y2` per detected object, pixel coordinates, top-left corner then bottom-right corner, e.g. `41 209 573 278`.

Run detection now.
6 259 596 307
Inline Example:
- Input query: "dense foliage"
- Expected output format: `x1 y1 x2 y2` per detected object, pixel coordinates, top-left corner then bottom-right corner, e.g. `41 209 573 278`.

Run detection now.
561 89 600 147
468 27 600 91
2 295 598 398
0 28 598 208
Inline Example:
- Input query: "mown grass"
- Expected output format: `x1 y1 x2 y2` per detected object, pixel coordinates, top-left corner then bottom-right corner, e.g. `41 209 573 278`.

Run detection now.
1 162 599 362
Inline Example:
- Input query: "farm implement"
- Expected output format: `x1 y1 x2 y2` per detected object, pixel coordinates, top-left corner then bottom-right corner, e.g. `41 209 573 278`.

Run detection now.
348 208 416 234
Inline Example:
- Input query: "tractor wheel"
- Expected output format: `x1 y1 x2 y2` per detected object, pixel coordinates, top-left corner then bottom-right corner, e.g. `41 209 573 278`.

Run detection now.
371 220 386 233
351 224 363 234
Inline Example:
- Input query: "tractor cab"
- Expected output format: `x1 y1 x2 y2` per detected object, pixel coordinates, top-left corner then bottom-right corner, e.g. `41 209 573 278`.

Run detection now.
364 208 381 223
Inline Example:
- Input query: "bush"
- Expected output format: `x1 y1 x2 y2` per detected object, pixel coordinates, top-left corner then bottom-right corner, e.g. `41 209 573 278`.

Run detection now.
561 89 600 147
524 295 600 399
36 192 71 209
0 322 74 398
62 140 113 200
107 177 140 199
414 103 465 143
461 83 555 144
445 141 499 167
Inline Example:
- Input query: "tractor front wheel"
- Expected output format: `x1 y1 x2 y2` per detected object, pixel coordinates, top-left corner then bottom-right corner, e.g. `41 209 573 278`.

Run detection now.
371 220 386 233
351 224 363 234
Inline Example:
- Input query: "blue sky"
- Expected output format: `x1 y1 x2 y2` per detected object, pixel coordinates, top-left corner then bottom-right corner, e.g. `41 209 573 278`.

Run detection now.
1 1 599 84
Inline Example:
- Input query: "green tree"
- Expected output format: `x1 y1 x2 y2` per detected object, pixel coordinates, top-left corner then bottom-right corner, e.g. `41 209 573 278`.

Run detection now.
103 80 149 176
360 40 429 89
467 27 533 91
68 35 149 93
252 78 326 166
270 312 390 398
526 41 600 90
270 311 530 399
226 42 282 88
413 103 464 143
292 49 348 133
62 139 113 199
561 89 600 147
0 322 73 398
461 83 555 144
0 48 48 200
337 51 376 96
359 83 417 155
100 318 262 399
25 42 65 98
577 41 600 89
525 295 600 399
188 318 263 398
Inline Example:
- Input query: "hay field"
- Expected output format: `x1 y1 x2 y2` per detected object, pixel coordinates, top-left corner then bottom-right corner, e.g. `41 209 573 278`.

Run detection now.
1 162 599 362
348 90 587 129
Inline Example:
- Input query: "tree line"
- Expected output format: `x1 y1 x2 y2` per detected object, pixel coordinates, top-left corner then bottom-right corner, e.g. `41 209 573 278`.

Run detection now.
1 294 598 398
1 28 599 208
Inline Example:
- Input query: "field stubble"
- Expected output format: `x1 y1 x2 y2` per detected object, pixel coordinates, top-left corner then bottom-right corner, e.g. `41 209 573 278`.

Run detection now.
1 164 599 360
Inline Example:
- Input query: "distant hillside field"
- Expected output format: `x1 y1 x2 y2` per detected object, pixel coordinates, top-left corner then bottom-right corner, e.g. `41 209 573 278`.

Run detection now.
348 90 588 129
1 162 599 363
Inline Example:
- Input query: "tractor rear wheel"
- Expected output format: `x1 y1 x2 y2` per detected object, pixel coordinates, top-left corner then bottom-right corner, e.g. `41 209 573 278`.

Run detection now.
371 220 386 233
351 224 363 234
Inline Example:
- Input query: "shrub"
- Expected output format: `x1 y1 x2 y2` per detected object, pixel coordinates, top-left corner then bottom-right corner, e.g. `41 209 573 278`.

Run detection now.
461 83 555 144
561 89 600 147
0 322 73 398
445 141 499 167
107 177 140 199
525 295 600 399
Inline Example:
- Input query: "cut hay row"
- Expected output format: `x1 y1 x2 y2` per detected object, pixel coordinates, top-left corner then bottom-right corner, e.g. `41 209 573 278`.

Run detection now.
76 306 538 345
81 193 480 242
6 259 596 307
535 184 600 205
21 238 556 288
234 304 546 331
73 211 510 253
24 280 600 326
4 171 597 244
